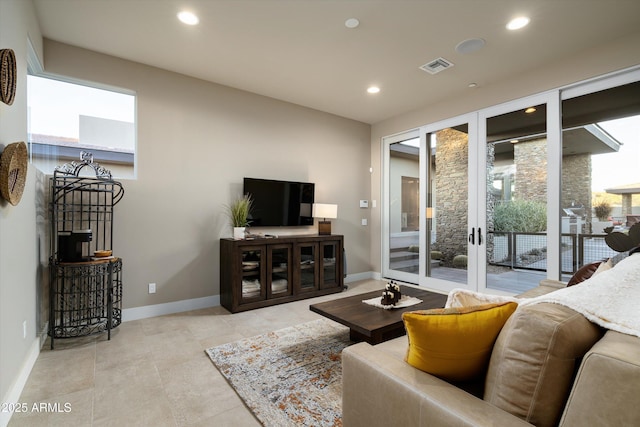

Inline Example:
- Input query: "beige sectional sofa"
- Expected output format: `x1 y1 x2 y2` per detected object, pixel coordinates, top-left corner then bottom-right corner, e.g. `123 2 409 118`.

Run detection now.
342 280 640 426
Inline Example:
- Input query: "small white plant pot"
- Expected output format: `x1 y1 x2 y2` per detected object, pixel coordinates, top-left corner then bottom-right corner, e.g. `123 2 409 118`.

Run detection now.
233 227 246 239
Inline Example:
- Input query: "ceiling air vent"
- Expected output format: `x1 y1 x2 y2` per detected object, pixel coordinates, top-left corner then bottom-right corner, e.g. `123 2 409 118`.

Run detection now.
419 57 454 75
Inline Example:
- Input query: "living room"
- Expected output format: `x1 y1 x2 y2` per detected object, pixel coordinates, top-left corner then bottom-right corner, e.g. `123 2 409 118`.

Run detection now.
2 1 640 426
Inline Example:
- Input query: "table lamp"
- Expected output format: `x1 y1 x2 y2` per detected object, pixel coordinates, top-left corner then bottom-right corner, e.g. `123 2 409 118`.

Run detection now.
313 203 338 235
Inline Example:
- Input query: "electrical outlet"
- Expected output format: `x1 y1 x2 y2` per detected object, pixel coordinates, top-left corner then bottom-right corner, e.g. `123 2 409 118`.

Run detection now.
361 218 368 226
23 320 27 339
148 283 156 294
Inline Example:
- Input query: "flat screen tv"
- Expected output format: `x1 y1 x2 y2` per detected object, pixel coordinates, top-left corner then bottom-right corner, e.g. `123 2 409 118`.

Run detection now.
243 177 315 227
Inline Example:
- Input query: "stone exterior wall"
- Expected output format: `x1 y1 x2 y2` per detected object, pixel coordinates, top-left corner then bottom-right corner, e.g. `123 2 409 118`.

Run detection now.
562 153 592 232
434 133 595 266
514 139 547 202
434 128 468 266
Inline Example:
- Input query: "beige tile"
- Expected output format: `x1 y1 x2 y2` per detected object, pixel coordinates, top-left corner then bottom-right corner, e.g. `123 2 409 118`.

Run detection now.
19 345 96 402
144 329 206 371
183 312 237 341
92 394 177 427
94 325 150 369
159 356 244 426
92 373 167 421
198 330 246 349
94 352 161 390
188 405 261 427
11 278 387 426
138 312 191 336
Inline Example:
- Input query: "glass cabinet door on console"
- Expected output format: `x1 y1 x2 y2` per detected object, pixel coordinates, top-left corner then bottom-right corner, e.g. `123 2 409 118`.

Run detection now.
220 235 344 313
240 246 266 304
267 244 292 298
296 242 319 293
320 240 341 289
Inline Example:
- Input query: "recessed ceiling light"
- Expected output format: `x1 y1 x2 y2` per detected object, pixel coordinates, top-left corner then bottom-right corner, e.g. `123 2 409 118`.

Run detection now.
525 107 537 114
178 11 199 26
345 18 360 29
455 38 485 54
367 86 380 94
511 139 519 144
468 83 478 88
507 16 530 30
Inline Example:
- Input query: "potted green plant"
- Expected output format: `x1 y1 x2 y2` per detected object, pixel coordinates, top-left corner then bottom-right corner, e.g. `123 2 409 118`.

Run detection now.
593 200 612 221
226 195 253 239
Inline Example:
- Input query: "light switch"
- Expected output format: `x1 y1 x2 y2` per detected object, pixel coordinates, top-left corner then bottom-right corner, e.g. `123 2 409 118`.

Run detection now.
361 218 368 226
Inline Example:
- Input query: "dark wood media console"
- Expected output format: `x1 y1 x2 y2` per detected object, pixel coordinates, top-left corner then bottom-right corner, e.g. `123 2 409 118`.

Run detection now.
220 234 344 313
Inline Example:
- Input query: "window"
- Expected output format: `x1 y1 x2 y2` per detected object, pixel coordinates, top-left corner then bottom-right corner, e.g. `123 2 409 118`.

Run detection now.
27 75 136 178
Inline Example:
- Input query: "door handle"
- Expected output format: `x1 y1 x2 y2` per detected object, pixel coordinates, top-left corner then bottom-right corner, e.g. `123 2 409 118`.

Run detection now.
468 227 475 245
478 228 483 245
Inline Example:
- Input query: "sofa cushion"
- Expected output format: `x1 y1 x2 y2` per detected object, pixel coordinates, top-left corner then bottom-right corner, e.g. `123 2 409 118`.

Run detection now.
567 261 602 286
402 302 518 382
560 330 640 426
567 258 612 286
484 303 604 427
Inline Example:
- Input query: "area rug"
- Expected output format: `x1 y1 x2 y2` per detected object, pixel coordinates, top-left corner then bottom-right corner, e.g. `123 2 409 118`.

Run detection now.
205 318 351 427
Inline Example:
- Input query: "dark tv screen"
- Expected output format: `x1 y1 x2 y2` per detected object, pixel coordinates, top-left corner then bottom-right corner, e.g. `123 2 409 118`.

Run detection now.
243 178 315 227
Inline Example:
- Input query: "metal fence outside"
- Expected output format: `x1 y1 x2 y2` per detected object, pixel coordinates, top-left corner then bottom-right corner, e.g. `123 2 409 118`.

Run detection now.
489 231 619 274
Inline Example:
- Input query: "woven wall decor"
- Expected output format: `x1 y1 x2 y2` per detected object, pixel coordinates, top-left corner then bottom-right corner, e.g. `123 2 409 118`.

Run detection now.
1 48 17 106
0 141 28 206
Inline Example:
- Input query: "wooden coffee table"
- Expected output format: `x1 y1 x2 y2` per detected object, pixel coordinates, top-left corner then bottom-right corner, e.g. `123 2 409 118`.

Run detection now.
310 286 447 345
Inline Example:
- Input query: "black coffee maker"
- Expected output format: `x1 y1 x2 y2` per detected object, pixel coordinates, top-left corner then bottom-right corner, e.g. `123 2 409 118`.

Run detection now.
58 230 92 262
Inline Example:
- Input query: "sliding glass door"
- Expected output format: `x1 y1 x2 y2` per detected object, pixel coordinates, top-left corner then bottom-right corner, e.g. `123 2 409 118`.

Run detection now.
559 76 640 279
479 93 559 293
382 68 640 295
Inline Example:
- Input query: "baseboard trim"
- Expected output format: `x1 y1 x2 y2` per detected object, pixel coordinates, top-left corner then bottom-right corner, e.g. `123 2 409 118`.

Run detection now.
122 271 380 322
122 295 220 322
1 338 40 427
345 271 378 283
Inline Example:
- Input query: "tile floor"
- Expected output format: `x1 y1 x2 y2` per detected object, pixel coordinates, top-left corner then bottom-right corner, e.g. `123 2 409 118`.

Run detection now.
8 279 384 426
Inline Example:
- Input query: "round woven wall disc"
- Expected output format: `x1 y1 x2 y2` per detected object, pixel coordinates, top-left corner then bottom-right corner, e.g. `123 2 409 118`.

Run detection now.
0 49 17 106
0 141 28 206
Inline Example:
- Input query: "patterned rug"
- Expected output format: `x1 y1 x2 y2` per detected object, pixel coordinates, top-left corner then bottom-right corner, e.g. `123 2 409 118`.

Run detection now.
205 318 351 427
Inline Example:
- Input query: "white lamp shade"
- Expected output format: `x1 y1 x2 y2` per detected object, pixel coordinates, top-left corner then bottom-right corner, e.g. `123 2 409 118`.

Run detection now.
313 203 338 219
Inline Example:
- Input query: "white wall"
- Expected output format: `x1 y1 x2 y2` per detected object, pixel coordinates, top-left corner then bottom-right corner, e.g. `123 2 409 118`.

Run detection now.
42 40 373 311
0 0 44 423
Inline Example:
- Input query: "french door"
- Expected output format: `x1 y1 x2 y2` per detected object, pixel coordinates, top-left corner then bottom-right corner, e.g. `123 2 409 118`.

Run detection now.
417 115 478 293
383 114 479 293
383 95 557 294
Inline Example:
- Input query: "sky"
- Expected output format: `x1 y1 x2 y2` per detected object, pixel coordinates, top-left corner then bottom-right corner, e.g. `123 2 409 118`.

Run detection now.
27 75 134 140
591 115 640 192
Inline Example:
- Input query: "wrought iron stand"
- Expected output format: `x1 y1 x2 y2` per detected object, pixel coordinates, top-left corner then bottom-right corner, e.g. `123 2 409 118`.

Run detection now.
48 152 125 349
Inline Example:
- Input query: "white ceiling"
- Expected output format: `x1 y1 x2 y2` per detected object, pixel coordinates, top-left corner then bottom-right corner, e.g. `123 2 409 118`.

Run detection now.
33 0 640 124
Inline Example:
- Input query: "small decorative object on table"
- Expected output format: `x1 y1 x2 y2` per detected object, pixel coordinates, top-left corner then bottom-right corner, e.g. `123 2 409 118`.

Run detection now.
364 282 424 310
381 290 395 306
385 280 401 304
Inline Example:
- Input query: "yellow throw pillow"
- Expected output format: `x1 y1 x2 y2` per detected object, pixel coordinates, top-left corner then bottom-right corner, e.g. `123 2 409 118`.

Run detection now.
402 302 518 382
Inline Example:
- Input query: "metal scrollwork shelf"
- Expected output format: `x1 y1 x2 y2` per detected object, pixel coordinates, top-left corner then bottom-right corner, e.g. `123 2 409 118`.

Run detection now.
49 152 125 349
